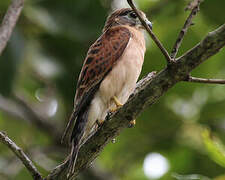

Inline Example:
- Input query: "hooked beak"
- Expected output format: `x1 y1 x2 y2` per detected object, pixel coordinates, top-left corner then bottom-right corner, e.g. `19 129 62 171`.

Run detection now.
145 19 153 30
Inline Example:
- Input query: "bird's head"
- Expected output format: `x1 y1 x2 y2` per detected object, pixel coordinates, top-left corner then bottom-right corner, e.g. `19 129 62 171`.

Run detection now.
103 8 152 32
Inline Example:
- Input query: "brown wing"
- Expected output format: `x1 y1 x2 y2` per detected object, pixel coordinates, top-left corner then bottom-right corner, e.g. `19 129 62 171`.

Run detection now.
62 26 131 143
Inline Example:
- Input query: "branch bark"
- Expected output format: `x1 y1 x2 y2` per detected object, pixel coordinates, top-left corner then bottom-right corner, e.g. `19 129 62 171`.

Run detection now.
185 76 225 84
0 0 24 55
170 0 201 59
0 132 42 180
47 24 225 179
127 0 172 63
1 0 225 179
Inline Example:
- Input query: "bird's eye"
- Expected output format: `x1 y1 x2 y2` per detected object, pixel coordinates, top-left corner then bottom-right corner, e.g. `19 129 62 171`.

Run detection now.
129 12 137 19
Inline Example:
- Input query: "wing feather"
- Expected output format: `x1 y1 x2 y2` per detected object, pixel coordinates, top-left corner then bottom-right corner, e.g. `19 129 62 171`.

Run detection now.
61 26 131 143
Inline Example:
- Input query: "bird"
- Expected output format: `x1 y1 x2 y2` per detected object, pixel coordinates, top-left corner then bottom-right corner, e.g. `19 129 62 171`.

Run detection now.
61 8 152 177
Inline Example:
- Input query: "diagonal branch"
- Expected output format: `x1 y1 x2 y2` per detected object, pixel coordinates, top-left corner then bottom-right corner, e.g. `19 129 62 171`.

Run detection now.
12 93 62 144
170 0 202 59
127 0 173 64
47 24 225 179
0 94 61 143
185 76 225 84
0 0 24 55
0 132 43 180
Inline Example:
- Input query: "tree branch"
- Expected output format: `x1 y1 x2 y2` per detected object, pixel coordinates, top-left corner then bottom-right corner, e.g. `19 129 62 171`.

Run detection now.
48 24 225 180
12 93 62 144
185 76 225 84
0 93 62 145
0 132 42 180
170 0 201 59
127 0 173 64
0 0 24 55
0 94 26 120
47 23 225 178
1 1 224 179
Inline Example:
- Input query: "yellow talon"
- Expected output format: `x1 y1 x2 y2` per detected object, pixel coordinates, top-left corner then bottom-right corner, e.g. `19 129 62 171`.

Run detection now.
112 96 123 108
109 96 123 113
109 107 118 112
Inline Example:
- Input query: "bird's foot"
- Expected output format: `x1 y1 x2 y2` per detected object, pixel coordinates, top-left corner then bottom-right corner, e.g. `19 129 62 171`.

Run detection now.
109 107 119 113
97 119 104 126
128 119 136 128
112 96 123 107
110 96 123 112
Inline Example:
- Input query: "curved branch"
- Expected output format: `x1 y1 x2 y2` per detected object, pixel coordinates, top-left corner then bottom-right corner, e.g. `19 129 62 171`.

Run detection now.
0 132 42 180
185 76 225 84
0 0 24 55
47 24 225 179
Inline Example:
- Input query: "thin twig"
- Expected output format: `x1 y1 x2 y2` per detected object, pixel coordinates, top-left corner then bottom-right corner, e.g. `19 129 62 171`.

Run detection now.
185 76 225 84
170 0 202 59
127 0 173 64
0 0 24 55
0 132 43 180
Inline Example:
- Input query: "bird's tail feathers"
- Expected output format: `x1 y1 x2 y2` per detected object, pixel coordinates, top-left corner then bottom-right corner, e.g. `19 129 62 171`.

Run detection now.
67 139 79 178
67 109 89 178
61 110 78 145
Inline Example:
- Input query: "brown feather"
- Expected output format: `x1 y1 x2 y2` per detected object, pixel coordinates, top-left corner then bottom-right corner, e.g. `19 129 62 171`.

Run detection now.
62 8 150 177
103 8 133 32
61 26 131 144
75 26 131 112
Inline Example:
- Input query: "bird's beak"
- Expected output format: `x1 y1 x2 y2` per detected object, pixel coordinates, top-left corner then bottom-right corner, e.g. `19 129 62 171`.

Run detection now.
145 19 153 30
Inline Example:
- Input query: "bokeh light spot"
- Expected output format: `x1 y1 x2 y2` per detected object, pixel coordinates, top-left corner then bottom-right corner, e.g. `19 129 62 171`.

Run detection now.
143 152 169 179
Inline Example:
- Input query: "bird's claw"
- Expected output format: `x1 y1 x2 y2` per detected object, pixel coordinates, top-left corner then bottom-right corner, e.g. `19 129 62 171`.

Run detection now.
109 107 119 113
112 96 123 108
128 119 136 128
109 96 123 113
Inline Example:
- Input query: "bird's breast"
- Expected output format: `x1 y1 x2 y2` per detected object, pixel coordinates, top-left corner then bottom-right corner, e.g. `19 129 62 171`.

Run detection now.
99 33 146 105
84 30 146 138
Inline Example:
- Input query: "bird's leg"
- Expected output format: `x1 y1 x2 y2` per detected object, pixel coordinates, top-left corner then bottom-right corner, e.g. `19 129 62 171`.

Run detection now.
113 96 123 107
110 96 123 112
109 96 136 127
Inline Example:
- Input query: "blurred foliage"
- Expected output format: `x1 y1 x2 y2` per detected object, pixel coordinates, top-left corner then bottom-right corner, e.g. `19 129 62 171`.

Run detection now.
172 173 211 180
202 128 225 168
0 0 225 179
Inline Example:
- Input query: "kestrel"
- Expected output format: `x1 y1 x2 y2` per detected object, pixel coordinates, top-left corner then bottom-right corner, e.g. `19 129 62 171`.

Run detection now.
62 8 152 176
